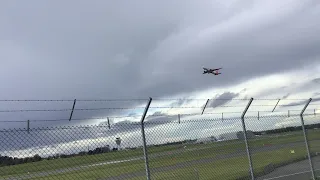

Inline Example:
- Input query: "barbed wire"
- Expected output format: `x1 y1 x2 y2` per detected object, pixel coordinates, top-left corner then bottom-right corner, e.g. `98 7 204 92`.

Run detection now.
0 124 113 132
0 97 318 124
0 103 318 113
0 107 144 113
0 100 74 102
0 98 243 101
0 97 316 102
1 113 319 132
0 108 318 123
152 98 249 101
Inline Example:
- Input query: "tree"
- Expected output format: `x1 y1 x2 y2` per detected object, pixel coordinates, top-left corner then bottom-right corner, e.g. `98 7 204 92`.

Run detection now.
236 131 255 140
33 154 42 162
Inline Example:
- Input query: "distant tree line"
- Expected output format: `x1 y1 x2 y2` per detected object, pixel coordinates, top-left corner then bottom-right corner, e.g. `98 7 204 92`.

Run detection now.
253 123 320 135
236 130 255 140
153 139 197 147
0 154 42 166
0 145 113 167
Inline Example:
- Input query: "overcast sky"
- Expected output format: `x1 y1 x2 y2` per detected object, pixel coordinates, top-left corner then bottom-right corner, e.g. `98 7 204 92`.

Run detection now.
1 0 319 99
1 0 320 157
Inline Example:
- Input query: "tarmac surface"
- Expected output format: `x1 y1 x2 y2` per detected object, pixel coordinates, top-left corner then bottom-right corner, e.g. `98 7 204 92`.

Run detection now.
257 156 320 180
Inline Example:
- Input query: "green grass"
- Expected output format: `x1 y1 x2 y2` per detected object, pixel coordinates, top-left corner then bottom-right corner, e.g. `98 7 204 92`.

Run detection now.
0 129 319 180
0 148 145 177
27 160 146 180
126 146 317 180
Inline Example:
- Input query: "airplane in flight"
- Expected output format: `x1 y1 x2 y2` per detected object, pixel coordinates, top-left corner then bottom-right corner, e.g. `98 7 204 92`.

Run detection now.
203 67 222 75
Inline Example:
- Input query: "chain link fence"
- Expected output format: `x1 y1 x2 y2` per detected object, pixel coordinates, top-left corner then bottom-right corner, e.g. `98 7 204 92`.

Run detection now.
0 97 319 180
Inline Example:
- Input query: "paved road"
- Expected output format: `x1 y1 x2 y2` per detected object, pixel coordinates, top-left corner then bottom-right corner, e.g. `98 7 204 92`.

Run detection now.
257 156 320 180
2 140 320 180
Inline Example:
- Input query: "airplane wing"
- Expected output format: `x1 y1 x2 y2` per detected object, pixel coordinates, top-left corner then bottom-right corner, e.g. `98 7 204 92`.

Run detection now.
213 67 222 70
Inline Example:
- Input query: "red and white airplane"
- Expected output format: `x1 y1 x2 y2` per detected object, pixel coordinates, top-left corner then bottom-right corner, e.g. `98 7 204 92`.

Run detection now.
203 67 222 75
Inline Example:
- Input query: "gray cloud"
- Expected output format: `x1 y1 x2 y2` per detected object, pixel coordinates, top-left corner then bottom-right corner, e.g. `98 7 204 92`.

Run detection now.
96 111 178 134
169 99 194 107
282 93 291 99
148 111 167 117
312 78 320 84
207 92 240 108
281 97 320 107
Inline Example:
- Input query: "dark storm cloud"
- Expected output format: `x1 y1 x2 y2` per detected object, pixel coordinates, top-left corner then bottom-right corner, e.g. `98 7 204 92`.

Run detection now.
95 111 178 134
312 78 320 84
169 98 194 107
207 92 240 108
148 111 167 117
282 93 291 99
1 0 320 128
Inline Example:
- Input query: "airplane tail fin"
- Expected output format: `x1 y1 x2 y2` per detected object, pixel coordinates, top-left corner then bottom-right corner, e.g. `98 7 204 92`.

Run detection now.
203 67 209 74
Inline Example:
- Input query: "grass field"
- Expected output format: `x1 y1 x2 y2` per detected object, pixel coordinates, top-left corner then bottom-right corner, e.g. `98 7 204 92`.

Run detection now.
0 129 319 180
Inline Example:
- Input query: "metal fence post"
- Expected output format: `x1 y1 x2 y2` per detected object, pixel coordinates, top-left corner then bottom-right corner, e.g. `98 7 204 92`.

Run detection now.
140 97 152 180
107 117 111 129
201 99 209 115
27 120 30 134
69 99 77 121
241 98 254 179
300 98 316 180
272 99 280 112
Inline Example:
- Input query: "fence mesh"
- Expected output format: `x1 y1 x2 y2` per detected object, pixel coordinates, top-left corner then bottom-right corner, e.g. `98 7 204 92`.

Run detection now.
304 114 320 179
0 123 147 180
143 118 249 180
0 98 319 180
245 115 315 180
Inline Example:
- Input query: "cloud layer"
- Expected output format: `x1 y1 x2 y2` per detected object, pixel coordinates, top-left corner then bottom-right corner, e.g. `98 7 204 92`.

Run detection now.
1 0 320 100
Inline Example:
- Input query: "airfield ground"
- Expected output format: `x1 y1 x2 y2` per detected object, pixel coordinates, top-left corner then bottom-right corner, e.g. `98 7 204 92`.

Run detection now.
0 129 319 180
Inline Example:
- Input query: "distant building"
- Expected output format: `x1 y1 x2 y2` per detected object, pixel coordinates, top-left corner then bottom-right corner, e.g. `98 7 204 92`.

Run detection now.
195 136 217 144
218 132 238 141
236 130 255 140
217 131 255 141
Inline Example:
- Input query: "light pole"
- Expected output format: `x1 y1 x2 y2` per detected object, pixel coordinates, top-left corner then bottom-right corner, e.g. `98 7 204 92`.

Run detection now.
115 137 122 150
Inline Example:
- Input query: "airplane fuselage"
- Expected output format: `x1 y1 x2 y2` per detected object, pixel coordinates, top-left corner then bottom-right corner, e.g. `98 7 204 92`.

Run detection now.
203 68 221 75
